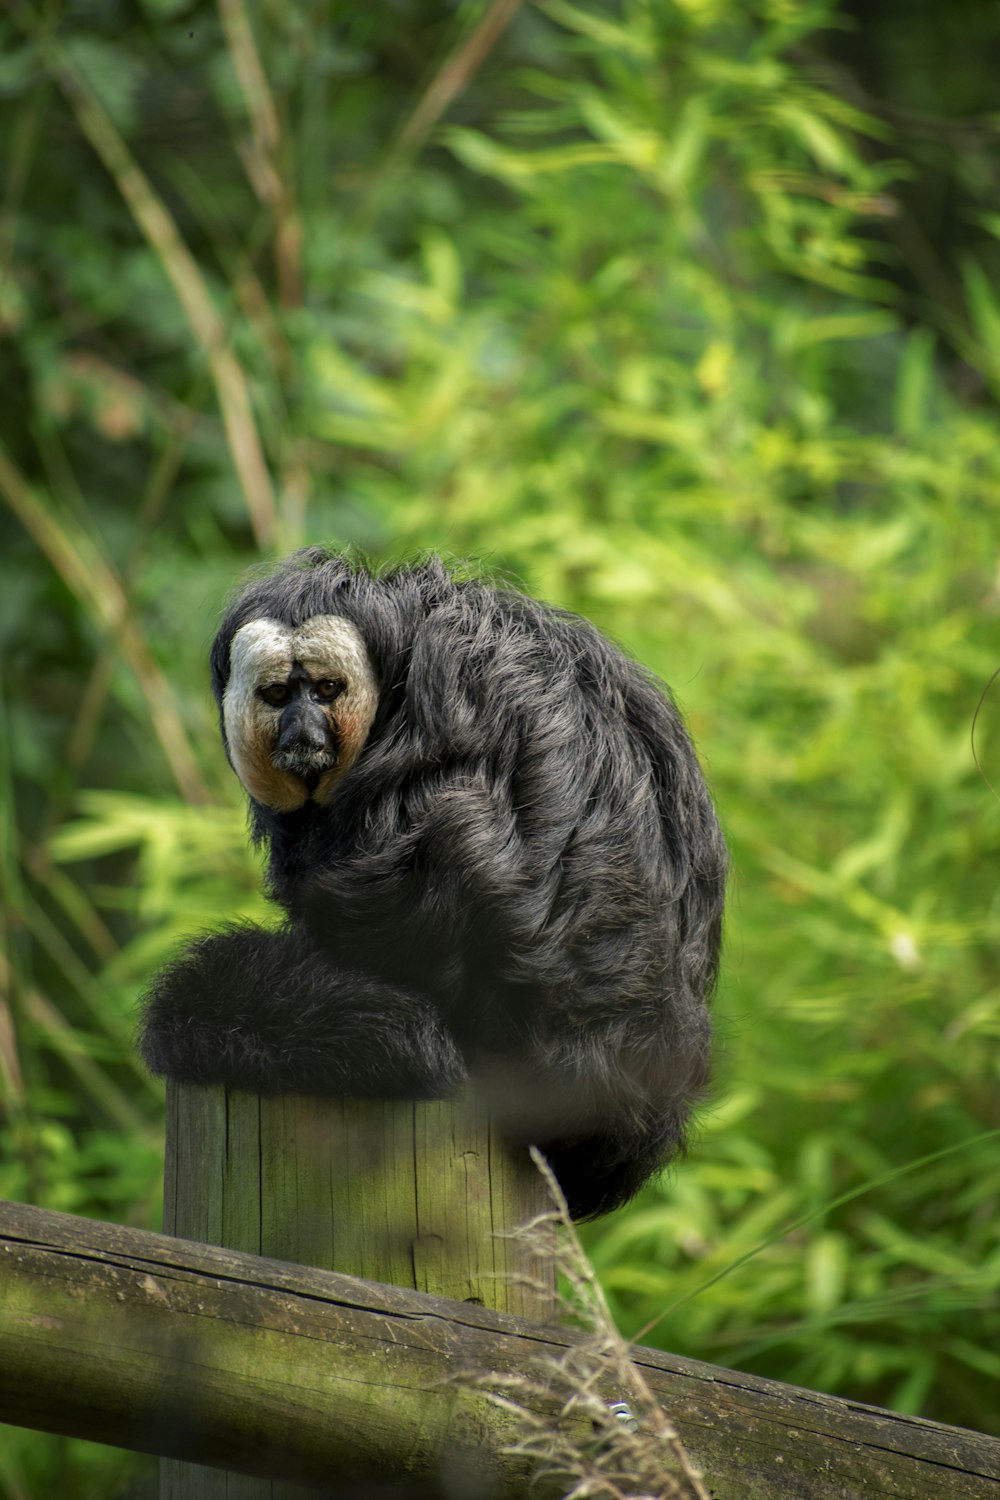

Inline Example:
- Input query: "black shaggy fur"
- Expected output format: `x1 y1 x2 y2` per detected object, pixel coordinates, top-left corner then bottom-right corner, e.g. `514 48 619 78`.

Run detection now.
138 550 727 1219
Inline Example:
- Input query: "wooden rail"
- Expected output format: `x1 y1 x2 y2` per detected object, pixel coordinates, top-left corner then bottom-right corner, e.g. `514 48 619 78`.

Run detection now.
2 1198 999 1498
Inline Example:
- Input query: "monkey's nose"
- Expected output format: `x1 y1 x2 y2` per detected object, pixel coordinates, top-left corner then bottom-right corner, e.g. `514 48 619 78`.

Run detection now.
278 703 329 752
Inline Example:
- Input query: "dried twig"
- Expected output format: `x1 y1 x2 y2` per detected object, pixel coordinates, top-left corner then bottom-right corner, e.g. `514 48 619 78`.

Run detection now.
469 1147 712 1500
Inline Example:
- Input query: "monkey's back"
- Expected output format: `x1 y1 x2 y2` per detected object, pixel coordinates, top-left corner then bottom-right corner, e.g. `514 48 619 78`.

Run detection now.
266 579 725 1056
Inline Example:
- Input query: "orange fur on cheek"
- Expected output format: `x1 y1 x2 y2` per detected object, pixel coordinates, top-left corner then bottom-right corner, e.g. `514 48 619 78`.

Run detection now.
231 708 308 813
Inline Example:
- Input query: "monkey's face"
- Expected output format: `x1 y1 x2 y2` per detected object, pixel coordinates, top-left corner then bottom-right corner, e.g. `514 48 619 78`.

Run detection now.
222 615 378 812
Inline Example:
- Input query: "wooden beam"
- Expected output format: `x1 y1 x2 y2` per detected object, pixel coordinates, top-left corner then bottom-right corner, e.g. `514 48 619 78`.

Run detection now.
2 1198 999 1498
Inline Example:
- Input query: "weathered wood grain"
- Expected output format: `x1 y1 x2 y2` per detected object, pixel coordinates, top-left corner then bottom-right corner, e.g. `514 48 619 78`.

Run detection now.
160 1084 558 1495
2 1198 998 1498
164 1084 555 1318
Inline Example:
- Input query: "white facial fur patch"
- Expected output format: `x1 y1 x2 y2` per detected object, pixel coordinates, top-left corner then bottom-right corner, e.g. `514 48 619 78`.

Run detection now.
223 615 378 811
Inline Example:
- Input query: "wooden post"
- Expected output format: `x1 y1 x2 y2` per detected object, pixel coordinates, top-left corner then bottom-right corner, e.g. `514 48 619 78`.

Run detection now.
160 1083 558 1499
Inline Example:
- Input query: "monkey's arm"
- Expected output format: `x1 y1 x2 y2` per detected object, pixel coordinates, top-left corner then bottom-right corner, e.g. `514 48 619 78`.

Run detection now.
137 923 467 1099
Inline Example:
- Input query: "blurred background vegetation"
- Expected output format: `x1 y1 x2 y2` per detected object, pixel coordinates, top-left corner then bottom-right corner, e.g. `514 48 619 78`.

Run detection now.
1 0 999 1493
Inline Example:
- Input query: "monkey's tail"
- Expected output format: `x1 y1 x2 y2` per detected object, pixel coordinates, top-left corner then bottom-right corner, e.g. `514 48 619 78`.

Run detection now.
540 1111 689 1222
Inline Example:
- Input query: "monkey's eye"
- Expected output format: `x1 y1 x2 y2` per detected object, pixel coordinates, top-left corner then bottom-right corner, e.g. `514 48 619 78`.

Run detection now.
258 682 292 707
315 678 346 702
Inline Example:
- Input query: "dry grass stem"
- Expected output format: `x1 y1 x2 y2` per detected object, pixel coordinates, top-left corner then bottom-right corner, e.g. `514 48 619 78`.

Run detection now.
470 1148 711 1500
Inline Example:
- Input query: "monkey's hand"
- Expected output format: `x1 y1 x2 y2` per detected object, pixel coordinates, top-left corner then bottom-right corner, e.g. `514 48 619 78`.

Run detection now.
136 923 467 1100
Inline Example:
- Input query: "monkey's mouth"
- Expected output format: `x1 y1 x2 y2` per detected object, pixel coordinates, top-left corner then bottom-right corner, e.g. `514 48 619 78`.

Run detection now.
272 746 338 788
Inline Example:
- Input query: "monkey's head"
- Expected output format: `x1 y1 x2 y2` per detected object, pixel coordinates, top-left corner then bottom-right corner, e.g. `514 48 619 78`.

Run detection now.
210 549 457 814
219 612 379 813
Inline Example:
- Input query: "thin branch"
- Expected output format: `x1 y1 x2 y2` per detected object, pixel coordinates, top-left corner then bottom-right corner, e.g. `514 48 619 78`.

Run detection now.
396 0 526 158
349 0 525 244
0 445 209 805
15 7 279 548
971 663 1000 802
217 0 303 308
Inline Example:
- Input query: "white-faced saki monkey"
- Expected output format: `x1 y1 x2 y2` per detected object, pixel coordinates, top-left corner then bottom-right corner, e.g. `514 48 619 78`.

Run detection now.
138 549 727 1219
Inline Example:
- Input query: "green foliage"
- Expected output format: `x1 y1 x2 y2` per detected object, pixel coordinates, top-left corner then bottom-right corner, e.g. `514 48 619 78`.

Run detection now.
1 0 999 1491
